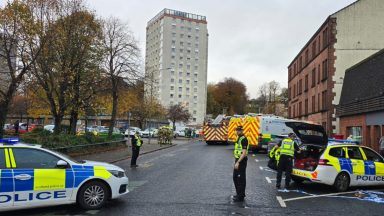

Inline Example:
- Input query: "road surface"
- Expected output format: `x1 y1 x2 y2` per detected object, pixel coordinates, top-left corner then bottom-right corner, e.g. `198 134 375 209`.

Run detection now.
10 140 384 216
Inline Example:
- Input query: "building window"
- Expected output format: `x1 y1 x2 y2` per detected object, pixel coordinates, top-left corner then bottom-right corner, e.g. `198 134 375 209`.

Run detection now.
299 57 303 70
186 87 190 92
304 75 308 92
293 84 296 98
179 79 182 84
323 28 328 48
312 42 316 59
317 64 321 84
294 63 297 75
179 63 183 68
322 90 327 110
170 86 174 90
178 95 182 98
194 88 197 92
193 110 197 114
347 127 363 144
305 50 309 65
288 87 291 100
179 87 182 92
299 79 302 95
170 94 174 98
311 68 316 87
317 93 320 112
299 102 302 117
289 69 292 80
322 59 328 81
305 99 308 115
171 78 174 83
312 95 315 113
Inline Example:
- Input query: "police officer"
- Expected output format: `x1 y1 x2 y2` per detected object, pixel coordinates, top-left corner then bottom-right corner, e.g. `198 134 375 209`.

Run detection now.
130 131 142 168
276 133 300 189
232 126 249 202
268 144 280 170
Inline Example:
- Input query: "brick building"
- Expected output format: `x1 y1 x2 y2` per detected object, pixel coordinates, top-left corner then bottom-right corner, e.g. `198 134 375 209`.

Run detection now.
287 0 384 135
337 49 384 151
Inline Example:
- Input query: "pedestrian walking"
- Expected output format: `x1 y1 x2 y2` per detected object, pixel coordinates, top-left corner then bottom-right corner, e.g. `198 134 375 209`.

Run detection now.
379 136 384 157
276 133 300 189
232 126 249 202
130 131 142 168
14 120 19 135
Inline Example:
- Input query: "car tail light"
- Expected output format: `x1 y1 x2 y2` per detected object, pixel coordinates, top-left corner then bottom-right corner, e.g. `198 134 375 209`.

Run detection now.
318 159 331 166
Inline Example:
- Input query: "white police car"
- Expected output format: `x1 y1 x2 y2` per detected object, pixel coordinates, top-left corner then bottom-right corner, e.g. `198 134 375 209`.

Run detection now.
0 138 129 211
286 122 384 192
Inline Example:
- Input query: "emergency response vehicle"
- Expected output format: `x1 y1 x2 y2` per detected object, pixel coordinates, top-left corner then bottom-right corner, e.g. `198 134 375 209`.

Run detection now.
203 115 228 145
0 138 129 211
286 122 384 192
228 114 260 151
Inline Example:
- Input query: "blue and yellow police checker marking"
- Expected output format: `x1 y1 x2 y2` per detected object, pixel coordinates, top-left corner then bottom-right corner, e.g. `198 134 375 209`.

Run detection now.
1 149 113 193
293 145 384 189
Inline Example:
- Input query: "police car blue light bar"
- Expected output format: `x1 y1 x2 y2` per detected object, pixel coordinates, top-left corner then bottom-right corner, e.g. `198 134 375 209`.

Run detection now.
328 138 359 145
0 137 20 144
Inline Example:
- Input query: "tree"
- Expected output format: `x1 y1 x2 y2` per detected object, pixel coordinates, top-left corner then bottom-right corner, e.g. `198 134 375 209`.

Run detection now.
167 104 191 130
101 17 140 138
254 81 287 116
206 83 221 116
31 0 102 134
0 0 43 138
212 78 248 115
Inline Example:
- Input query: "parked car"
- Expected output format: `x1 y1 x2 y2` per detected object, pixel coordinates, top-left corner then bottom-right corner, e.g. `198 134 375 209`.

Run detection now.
124 127 142 137
174 129 186 137
141 128 158 138
44 124 55 133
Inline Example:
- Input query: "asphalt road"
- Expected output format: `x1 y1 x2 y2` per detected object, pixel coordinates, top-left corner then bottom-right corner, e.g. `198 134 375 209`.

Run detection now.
8 140 384 216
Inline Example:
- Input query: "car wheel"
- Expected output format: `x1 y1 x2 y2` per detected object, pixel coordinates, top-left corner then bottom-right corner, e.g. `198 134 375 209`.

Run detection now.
334 172 350 192
78 181 110 210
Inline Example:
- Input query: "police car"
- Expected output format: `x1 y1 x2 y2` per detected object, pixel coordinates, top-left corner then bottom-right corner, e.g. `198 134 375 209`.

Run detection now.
0 138 129 211
286 122 384 192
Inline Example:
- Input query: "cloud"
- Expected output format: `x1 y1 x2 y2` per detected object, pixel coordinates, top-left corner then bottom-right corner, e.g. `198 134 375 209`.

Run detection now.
89 0 356 98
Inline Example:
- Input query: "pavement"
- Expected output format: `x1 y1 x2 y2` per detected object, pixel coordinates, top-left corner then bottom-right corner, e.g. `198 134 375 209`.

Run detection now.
9 140 384 216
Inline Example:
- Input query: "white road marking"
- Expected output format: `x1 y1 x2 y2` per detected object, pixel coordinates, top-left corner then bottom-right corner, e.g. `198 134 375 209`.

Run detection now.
276 196 286 208
266 177 272 184
255 159 259 162
268 178 285 181
259 166 264 170
283 191 358 202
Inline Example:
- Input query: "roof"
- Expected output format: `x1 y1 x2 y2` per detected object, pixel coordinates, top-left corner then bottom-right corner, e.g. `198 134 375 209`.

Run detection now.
339 49 384 105
337 49 384 116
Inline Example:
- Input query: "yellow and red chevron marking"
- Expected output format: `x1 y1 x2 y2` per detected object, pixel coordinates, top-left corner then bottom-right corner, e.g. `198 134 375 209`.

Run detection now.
204 125 228 141
228 118 242 142
242 116 261 146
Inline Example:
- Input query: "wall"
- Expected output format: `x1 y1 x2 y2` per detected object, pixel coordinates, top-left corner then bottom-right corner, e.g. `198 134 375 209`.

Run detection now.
332 0 384 133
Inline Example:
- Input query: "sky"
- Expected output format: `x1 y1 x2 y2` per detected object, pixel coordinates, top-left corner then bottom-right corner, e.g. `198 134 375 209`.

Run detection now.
88 0 356 98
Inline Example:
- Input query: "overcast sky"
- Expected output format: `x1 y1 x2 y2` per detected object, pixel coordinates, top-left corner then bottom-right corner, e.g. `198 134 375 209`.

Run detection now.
90 0 356 98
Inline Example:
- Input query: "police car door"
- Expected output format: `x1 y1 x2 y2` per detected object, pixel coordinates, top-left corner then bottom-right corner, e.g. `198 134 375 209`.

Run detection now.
346 146 366 186
0 148 14 208
360 147 384 186
10 148 74 207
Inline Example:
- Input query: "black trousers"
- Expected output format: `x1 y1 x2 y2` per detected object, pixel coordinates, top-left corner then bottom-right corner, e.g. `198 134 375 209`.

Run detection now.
276 155 293 187
233 157 247 198
131 146 140 166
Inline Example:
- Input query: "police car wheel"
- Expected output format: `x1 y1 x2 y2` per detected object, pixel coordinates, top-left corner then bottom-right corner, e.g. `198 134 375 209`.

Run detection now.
78 181 110 210
334 172 350 192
